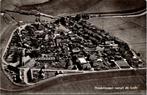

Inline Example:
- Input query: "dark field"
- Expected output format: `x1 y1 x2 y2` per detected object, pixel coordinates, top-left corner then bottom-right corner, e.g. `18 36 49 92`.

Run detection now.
0 69 146 94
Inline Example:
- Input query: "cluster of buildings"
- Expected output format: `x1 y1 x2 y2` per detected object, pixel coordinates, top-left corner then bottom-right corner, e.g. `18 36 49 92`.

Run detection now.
3 14 144 84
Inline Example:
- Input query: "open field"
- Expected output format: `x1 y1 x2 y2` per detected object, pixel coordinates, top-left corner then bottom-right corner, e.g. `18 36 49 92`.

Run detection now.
18 0 146 16
88 15 146 62
0 68 146 94
1 0 146 15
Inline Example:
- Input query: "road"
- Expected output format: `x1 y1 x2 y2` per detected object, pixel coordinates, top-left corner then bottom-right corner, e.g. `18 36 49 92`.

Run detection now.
0 68 146 94
56 6 146 18
88 7 146 18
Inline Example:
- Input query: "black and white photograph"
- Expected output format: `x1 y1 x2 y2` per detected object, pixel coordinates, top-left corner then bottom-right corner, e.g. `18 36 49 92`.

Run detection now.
0 0 146 95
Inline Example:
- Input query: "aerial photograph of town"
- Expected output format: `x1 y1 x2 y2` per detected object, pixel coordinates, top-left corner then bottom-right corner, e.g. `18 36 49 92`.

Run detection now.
0 0 146 95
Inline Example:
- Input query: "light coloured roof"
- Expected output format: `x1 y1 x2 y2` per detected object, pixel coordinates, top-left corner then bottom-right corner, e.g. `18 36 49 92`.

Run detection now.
22 56 31 63
78 57 87 63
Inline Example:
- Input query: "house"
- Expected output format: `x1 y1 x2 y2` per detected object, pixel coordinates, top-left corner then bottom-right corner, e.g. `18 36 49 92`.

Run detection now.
115 59 130 69
35 54 56 61
19 68 32 84
45 34 49 40
82 63 91 70
72 48 80 53
6 53 14 62
78 57 91 70
96 46 104 51
35 30 44 34
7 65 21 83
78 57 87 64
22 56 31 66
105 41 118 48
24 59 36 68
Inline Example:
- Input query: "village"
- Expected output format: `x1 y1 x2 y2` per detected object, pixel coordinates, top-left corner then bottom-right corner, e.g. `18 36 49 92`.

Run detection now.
3 14 144 84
